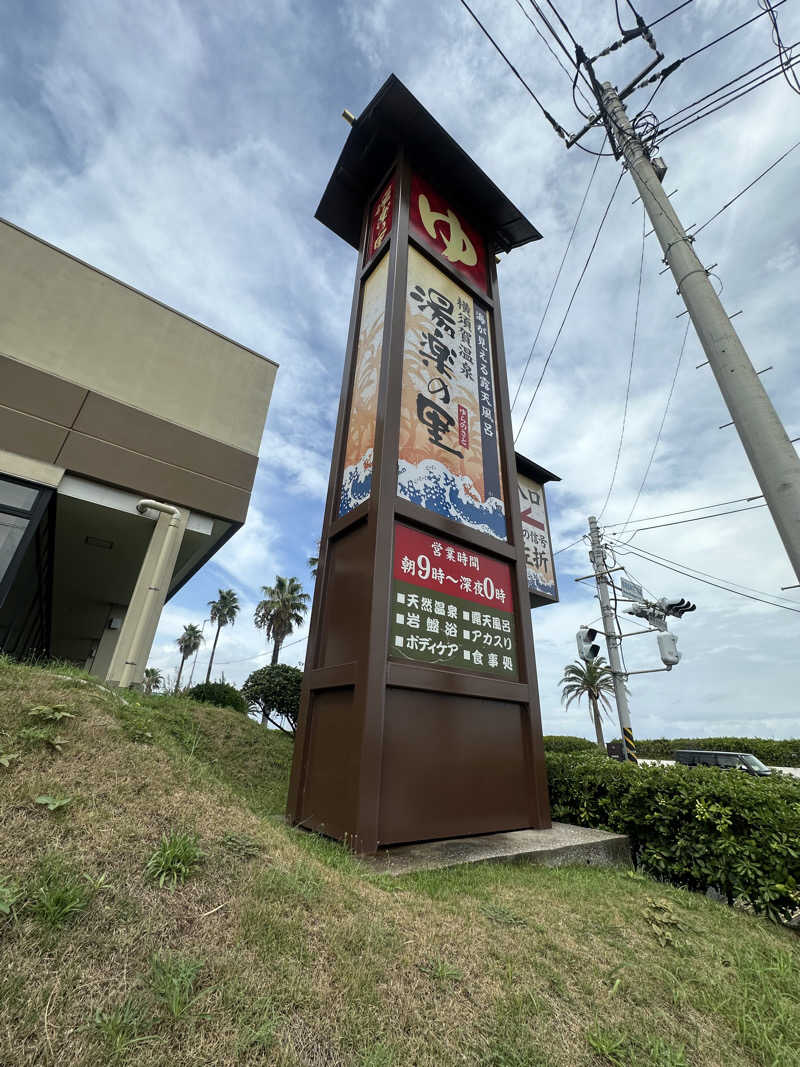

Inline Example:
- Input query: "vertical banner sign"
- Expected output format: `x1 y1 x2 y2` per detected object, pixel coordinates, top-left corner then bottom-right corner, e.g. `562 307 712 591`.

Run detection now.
397 246 506 539
338 253 389 516
390 522 518 678
409 172 488 294
367 178 394 263
517 474 556 602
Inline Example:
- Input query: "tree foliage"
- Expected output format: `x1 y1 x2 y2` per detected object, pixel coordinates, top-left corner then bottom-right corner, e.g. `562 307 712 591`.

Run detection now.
559 657 619 750
186 681 247 715
205 588 240 684
174 624 204 692
254 577 309 664
241 664 302 736
143 667 163 695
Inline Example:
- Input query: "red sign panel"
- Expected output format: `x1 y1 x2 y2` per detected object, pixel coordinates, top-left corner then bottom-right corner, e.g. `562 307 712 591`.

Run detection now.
367 177 394 260
409 172 488 294
390 522 517 678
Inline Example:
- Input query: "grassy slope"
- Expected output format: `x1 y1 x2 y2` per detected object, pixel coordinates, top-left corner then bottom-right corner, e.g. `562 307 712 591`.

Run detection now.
1 659 798 1067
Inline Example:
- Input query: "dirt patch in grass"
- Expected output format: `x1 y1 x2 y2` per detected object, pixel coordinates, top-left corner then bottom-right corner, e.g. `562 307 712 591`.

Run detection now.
1 657 798 1066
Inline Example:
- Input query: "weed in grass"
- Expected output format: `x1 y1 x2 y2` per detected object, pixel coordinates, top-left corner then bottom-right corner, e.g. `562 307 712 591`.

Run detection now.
35 794 72 812
236 1012 280 1053
93 998 156 1058
0 877 23 920
358 1042 400 1067
149 954 208 1019
585 1025 627 1064
0 751 21 768
480 902 528 927
220 830 262 859
145 830 205 889
416 957 463 983
644 1038 689 1067
27 704 75 723
26 861 91 927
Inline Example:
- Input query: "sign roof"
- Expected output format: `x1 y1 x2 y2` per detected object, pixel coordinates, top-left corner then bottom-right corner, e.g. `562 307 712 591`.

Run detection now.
316 74 542 254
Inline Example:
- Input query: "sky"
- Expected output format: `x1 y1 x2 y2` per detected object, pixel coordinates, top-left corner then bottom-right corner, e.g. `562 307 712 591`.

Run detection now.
2 0 799 740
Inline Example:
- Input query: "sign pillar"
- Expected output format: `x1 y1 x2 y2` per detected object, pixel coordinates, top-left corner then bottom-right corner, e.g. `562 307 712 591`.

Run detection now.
287 76 551 853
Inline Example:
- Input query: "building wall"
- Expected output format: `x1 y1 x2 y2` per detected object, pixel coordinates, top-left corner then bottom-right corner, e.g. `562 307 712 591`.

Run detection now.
0 219 277 523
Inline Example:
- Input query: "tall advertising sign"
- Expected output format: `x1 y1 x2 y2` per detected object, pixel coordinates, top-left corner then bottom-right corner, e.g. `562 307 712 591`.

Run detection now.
288 75 551 854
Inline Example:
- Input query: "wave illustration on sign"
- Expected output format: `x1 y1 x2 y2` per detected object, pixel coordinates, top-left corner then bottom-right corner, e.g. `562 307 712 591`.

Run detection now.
338 254 389 517
398 458 506 540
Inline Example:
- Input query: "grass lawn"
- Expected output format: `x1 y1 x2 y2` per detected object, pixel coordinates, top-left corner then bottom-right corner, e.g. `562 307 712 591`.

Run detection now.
1 656 798 1066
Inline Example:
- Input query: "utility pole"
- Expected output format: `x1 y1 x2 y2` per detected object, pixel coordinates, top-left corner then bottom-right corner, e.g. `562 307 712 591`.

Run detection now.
588 515 637 763
601 82 800 584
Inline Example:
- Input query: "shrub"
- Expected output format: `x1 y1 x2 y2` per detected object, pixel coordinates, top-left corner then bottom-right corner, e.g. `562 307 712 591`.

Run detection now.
543 735 598 754
241 664 303 736
186 681 247 715
547 752 800 922
627 737 800 768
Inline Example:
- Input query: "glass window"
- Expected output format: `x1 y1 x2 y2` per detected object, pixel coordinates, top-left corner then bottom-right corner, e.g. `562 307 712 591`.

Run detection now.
0 515 28 579
0 478 39 513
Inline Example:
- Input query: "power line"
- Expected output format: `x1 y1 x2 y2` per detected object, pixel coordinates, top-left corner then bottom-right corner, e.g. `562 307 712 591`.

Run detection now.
759 0 800 96
658 52 800 141
610 540 800 613
605 495 763 528
618 319 691 534
694 138 800 236
514 170 624 440
511 146 604 411
554 535 585 555
513 0 595 114
622 502 768 536
216 633 308 666
649 0 695 29
678 0 788 67
457 0 567 139
610 540 800 608
596 204 646 520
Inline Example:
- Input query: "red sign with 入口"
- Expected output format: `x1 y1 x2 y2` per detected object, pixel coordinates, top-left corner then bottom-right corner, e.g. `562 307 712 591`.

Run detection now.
393 522 513 612
409 172 488 294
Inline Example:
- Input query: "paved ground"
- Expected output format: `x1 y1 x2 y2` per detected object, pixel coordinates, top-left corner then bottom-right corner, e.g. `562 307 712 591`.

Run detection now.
640 758 799 779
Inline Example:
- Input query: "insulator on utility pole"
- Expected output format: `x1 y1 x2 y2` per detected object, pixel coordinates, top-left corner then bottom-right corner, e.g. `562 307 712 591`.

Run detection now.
600 82 800 584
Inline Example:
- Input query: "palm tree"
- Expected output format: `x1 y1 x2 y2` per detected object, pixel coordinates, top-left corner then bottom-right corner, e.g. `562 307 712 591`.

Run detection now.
143 667 163 695
559 656 619 751
254 576 310 664
308 538 321 580
174 624 204 692
205 588 240 683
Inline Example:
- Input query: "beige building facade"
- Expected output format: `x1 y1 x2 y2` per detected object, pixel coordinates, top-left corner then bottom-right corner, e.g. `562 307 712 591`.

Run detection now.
0 218 276 682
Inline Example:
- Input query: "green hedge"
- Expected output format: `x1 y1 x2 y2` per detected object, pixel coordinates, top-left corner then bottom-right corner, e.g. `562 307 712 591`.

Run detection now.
543 735 599 754
185 681 247 715
547 752 800 922
626 737 800 767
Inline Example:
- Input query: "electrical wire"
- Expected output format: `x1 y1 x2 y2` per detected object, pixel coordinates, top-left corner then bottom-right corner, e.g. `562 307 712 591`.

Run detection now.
621 502 768 536
649 0 695 28
529 0 595 98
514 0 596 114
658 52 800 141
610 541 800 613
678 0 788 67
457 0 567 138
554 535 586 555
694 138 800 236
656 46 794 128
511 146 604 411
610 540 800 608
758 0 800 95
605 495 763 528
596 205 646 520
514 171 624 440
618 320 691 535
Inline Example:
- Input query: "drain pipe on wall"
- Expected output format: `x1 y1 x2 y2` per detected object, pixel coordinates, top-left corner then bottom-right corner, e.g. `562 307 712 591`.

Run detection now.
105 499 188 689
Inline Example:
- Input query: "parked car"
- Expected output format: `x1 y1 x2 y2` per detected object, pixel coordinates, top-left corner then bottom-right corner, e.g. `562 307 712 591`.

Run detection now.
674 749 772 776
